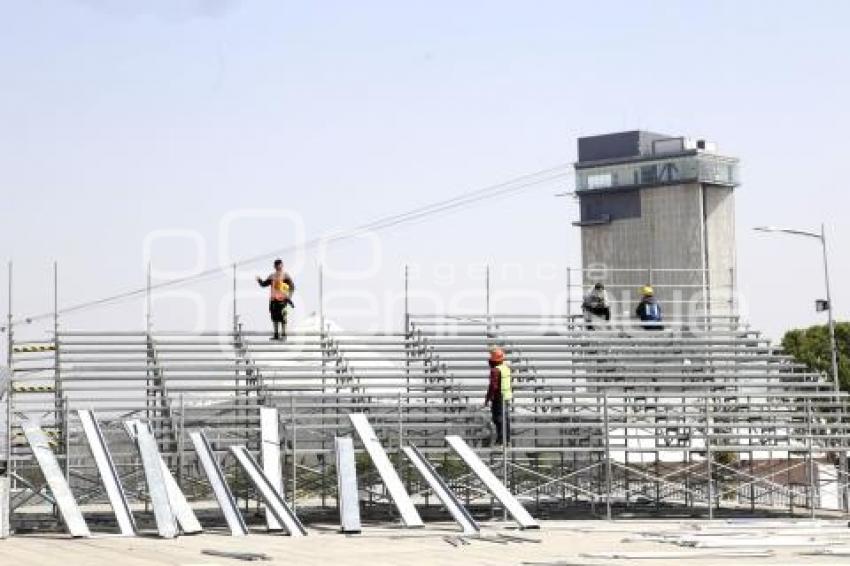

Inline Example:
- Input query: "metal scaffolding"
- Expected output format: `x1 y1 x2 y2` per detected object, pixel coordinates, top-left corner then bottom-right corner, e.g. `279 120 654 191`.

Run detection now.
2 267 849 532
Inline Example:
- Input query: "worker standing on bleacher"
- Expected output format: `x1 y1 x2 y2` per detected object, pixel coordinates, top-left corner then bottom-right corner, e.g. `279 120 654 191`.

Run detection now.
256 259 295 341
484 347 512 445
635 285 663 330
582 282 611 330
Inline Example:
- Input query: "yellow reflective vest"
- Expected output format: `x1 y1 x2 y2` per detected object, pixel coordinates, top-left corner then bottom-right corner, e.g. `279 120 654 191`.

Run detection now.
498 363 513 402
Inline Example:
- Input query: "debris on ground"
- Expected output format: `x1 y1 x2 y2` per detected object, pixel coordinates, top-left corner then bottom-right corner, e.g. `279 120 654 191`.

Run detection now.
201 549 272 561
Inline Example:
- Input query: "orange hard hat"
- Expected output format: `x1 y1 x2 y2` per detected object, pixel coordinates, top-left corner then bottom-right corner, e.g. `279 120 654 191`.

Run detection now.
489 347 505 363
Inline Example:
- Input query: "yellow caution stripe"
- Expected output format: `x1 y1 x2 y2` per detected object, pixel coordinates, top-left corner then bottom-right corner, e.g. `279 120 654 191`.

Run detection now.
11 383 55 393
13 344 56 353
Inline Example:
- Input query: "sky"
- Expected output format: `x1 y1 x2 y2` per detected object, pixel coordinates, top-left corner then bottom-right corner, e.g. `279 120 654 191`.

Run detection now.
1 0 849 352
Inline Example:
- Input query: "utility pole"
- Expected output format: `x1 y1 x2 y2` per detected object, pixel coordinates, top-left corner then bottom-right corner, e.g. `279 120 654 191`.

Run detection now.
755 224 846 510
819 223 840 396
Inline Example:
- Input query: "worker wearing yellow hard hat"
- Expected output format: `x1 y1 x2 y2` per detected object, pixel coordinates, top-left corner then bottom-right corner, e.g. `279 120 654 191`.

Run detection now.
256 259 296 341
636 285 663 330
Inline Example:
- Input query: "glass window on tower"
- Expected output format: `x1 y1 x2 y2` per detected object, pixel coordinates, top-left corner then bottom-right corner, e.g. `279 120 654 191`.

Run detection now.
586 173 613 189
640 164 657 184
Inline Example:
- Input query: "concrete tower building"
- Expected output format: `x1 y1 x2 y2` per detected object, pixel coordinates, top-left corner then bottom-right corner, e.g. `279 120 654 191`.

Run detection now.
573 131 739 318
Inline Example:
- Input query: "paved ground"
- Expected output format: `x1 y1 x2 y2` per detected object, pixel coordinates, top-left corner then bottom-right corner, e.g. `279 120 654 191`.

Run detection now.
3 519 850 565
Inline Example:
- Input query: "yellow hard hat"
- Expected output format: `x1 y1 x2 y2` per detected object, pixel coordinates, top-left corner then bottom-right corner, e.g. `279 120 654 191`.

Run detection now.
641 285 654 296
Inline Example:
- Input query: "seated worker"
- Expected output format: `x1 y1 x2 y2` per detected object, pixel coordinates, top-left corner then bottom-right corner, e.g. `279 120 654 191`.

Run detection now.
257 259 296 340
582 282 611 330
635 285 663 330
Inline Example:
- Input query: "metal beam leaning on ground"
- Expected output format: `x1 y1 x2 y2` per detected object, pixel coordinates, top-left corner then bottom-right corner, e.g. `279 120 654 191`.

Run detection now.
348 413 424 528
21 420 90 537
403 444 479 534
230 445 307 537
123 420 201 534
77 409 136 536
260 407 283 531
122 420 178 538
189 431 247 536
445 435 538 529
334 436 361 534
0 475 9 538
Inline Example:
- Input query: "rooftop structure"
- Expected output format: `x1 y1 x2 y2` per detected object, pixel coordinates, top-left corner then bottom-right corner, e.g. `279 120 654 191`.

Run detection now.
574 131 740 317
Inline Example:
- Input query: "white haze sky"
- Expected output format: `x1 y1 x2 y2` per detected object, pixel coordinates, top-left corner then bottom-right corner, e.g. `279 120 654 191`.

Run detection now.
1 0 849 354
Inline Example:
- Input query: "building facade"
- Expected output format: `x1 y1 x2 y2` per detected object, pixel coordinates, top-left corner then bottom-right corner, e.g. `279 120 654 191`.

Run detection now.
574 130 739 318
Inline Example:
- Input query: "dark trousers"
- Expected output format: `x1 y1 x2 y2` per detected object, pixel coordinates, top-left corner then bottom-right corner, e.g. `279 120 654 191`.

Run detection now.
269 300 288 337
587 306 611 320
584 306 611 330
491 398 511 444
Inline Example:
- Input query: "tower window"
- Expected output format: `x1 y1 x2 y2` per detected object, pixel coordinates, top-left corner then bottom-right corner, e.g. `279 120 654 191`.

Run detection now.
586 173 613 189
640 164 658 184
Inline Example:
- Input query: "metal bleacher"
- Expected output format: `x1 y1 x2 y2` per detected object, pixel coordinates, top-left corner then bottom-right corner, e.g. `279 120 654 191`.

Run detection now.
5 310 850 528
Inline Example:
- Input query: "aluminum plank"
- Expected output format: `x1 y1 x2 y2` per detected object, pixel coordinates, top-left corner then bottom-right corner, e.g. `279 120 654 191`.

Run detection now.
259 407 283 531
22 420 90 537
189 431 247 536
124 420 202 534
230 445 306 536
445 435 538 529
334 437 361 533
124 421 178 538
348 413 423 528
78 409 136 535
403 445 479 534
0 476 10 538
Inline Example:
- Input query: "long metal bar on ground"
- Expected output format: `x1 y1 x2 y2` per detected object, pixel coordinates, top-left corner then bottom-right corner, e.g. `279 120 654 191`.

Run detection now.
334 436 361 534
403 444 479 534
77 409 136 536
230 445 306 537
579 549 775 559
21 420 90 537
679 535 847 548
189 431 247 536
123 420 201 534
446 435 538 530
348 413 424 528
260 407 283 531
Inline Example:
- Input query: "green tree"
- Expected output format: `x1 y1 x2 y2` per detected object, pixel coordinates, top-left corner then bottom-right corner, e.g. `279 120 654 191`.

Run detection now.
781 322 850 392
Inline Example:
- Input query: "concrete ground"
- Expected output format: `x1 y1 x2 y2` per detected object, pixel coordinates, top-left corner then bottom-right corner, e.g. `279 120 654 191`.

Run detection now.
3 519 850 565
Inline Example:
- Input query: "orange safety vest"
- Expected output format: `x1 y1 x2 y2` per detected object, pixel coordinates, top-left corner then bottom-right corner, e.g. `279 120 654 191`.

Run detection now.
270 274 290 302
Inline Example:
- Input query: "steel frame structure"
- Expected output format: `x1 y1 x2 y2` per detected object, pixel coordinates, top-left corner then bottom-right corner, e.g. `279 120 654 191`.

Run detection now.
2 267 850 532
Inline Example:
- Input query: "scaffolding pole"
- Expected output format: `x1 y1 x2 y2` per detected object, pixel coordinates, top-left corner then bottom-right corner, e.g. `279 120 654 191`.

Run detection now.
4 261 12 479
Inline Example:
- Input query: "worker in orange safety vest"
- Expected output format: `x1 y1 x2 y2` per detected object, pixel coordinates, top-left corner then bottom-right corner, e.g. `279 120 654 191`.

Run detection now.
256 258 295 340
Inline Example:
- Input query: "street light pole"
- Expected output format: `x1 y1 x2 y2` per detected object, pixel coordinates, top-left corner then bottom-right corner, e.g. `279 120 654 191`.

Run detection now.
754 225 841 393
819 223 841 395
755 223 846 512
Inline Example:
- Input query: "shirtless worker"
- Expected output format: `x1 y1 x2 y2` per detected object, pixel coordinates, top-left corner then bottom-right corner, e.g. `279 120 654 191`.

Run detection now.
256 259 295 340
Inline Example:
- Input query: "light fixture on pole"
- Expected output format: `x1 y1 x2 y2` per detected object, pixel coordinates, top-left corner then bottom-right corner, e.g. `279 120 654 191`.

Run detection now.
754 224 840 394
755 223 846 512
